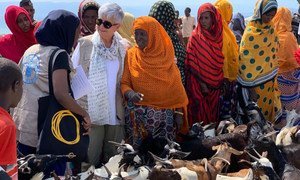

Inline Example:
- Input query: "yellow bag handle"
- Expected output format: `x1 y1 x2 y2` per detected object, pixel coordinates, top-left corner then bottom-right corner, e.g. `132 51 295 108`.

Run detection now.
51 110 80 145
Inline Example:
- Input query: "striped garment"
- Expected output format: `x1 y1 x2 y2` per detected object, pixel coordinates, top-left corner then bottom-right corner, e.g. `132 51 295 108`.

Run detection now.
185 3 224 125
278 70 300 112
252 0 278 21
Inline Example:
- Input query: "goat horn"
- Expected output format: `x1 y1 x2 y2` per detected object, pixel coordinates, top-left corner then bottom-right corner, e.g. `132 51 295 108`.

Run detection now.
18 154 34 162
153 128 162 138
149 151 164 162
153 132 160 139
203 123 216 131
238 159 253 167
166 136 172 145
263 131 278 138
118 163 126 178
108 141 123 147
229 147 244 155
172 150 191 159
252 148 264 158
201 158 208 172
148 151 171 165
210 156 231 165
19 155 36 169
102 164 112 178
245 150 260 162
229 118 238 125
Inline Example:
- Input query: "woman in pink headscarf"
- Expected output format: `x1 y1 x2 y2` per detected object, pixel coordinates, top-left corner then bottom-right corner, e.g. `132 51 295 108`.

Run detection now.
0 5 36 63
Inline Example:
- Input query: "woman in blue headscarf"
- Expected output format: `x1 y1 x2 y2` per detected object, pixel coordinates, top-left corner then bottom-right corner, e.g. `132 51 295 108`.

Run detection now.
13 10 91 175
229 13 246 45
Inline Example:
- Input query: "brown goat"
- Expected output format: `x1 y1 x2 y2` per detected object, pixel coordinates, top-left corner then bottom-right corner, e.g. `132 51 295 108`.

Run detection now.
149 143 244 180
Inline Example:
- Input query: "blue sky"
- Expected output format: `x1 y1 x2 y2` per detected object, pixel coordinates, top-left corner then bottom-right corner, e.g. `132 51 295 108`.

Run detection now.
0 0 299 34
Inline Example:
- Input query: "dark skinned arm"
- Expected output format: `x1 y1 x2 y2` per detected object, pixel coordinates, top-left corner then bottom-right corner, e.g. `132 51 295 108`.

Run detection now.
52 69 91 131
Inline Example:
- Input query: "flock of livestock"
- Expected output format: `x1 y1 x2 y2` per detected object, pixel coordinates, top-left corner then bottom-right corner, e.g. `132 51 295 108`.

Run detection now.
17 102 300 180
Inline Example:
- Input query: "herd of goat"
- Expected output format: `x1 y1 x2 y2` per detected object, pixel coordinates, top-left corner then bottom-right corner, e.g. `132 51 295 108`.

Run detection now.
11 102 300 179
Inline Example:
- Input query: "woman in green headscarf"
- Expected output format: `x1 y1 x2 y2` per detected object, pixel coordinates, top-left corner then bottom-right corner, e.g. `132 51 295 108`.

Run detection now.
238 0 281 123
149 0 187 85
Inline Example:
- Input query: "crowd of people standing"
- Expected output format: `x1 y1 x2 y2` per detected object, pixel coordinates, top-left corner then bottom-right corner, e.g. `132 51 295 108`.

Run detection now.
0 0 300 178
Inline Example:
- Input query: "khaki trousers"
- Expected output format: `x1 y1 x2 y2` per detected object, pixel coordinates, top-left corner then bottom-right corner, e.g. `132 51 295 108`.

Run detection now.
87 124 124 167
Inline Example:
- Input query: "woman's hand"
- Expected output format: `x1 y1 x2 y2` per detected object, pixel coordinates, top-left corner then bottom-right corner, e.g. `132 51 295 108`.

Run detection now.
82 112 91 135
125 90 144 103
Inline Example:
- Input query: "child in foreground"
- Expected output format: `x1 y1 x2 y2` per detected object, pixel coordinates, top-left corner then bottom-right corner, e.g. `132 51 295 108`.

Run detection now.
0 57 23 180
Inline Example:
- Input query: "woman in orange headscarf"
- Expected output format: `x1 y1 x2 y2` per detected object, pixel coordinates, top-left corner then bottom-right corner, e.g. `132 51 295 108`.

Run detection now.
273 7 300 113
121 16 188 148
185 3 224 125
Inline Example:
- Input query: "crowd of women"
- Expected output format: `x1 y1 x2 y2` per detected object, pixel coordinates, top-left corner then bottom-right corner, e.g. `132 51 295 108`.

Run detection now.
0 0 300 178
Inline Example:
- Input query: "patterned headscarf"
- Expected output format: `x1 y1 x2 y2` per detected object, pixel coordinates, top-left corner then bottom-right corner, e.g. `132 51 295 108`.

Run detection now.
229 13 246 44
78 0 100 36
149 0 187 85
252 0 278 21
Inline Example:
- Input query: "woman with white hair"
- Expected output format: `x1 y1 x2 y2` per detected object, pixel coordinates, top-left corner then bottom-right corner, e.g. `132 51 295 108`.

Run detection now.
74 2 126 166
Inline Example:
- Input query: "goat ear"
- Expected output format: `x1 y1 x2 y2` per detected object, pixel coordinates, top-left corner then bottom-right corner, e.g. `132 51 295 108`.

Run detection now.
291 126 299 134
121 139 125 145
262 151 268 158
212 145 219 151
226 123 236 133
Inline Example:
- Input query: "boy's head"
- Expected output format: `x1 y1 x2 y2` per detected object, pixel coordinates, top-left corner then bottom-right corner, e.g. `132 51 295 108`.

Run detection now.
19 0 35 21
0 58 23 108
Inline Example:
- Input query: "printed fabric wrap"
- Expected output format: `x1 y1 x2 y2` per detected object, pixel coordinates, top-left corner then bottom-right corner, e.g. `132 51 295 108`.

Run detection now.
238 0 281 123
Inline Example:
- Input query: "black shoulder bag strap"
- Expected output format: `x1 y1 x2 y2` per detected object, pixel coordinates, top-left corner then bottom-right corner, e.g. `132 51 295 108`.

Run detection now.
48 48 75 98
48 48 61 95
